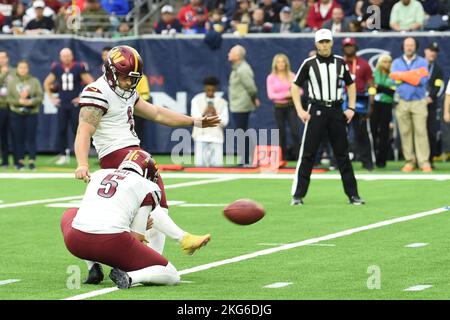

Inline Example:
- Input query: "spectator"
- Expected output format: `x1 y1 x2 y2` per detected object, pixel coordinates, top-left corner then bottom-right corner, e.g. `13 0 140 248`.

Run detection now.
100 0 130 16
228 45 260 166
45 0 62 12
266 53 300 160
191 76 229 167
24 0 55 34
231 0 252 31
23 0 55 27
80 0 111 36
423 42 444 167
348 18 363 32
7 60 43 170
153 5 182 35
178 0 209 33
259 0 282 23
342 37 375 171
291 0 309 29
0 50 13 168
370 54 395 168
336 0 356 16
273 6 301 32
249 7 273 33
390 37 431 172
389 0 425 31
322 6 349 32
206 8 227 33
306 0 341 31
2 2 26 34
54 3 75 34
112 21 132 38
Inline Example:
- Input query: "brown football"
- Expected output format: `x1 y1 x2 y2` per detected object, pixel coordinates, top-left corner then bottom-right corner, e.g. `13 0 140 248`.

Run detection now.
223 199 265 225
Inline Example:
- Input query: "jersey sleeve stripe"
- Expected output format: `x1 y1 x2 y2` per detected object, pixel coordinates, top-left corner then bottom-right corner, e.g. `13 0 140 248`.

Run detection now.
79 97 108 109
80 95 108 104
85 87 103 94
79 103 108 115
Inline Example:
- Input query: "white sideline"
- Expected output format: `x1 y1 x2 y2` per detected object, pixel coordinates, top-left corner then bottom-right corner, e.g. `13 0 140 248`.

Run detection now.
0 178 236 210
0 279 21 286
63 206 450 300
1 172 450 180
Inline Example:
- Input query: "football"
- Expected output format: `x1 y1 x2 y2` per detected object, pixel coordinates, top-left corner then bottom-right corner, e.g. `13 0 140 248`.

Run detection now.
223 199 265 225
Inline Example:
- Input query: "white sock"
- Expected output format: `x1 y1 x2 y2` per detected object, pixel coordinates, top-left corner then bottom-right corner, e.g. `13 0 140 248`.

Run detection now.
85 260 96 270
128 262 180 286
151 206 185 241
146 228 166 254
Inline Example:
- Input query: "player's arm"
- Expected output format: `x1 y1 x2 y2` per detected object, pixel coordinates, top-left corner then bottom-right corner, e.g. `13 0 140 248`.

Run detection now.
74 107 102 182
43 72 56 97
134 98 221 128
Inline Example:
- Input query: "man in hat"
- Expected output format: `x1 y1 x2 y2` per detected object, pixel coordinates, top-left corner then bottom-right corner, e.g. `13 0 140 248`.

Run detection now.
24 0 55 34
424 42 444 167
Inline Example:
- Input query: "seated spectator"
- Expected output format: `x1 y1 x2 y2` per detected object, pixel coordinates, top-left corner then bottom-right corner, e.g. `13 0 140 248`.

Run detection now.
389 0 425 31
112 21 131 38
0 0 16 18
249 7 273 33
231 0 252 28
348 18 363 32
24 0 55 34
259 0 282 23
291 0 309 29
101 0 130 16
54 3 75 34
153 4 182 35
206 8 227 33
306 0 341 31
2 1 26 34
178 0 209 34
357 0 395 31
23 0 55 27
81 0 111 35
273 6 301 33
322 6 349 32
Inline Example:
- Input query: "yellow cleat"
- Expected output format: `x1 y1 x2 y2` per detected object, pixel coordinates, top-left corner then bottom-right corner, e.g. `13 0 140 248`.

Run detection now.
180 233 211 255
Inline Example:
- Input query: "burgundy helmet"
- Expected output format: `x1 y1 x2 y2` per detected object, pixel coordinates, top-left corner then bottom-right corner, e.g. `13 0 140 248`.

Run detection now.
103 45 143 99
118 150 159 183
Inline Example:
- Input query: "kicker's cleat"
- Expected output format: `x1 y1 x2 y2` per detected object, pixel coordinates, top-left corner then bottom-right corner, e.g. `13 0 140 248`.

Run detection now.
349 196 365 205
291 196 304 206
109 268 132 289
84 263 104 285
180 233 211 255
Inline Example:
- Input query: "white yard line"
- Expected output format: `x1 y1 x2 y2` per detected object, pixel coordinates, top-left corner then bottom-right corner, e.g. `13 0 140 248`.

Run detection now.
0 178 236 210
1 173 450 180
263 282 293 289
404 285 433 292
63 206 450 300
0 279 21 286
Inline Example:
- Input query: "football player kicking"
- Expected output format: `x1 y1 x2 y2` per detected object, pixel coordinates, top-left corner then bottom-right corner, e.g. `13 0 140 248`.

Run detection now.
61 150 181 288
73 46 217 282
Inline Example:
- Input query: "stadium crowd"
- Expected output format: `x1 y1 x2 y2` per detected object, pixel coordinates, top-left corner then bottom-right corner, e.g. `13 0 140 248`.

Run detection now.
0 0 448 37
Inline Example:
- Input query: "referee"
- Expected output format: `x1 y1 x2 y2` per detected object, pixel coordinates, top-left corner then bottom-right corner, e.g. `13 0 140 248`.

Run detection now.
291 29 364 206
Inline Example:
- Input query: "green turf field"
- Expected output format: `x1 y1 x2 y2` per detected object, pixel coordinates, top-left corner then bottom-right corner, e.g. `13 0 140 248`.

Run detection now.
1 157 450 300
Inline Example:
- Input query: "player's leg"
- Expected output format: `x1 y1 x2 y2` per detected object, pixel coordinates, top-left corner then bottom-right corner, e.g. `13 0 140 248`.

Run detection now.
55 105 70 164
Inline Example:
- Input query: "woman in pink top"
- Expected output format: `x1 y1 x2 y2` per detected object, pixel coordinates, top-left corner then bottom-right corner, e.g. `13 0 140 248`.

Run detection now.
266 53 301 160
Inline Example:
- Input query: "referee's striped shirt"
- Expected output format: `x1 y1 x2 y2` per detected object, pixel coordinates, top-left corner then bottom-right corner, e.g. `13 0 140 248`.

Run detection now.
293 54 354 102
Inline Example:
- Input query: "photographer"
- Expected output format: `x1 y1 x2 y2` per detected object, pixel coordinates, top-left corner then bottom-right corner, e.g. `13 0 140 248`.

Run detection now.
7 60 43 170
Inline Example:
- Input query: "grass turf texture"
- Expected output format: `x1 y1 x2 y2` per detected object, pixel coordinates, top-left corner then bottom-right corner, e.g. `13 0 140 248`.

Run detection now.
0 166 449 300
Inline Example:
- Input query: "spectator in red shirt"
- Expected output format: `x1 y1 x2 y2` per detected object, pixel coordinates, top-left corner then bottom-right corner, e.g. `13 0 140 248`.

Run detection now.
177 0 209 33
306 0 341 31
342 37 375 171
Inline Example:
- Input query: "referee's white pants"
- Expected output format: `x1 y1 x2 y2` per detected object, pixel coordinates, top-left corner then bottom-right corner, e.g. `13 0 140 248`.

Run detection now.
194 141 224 167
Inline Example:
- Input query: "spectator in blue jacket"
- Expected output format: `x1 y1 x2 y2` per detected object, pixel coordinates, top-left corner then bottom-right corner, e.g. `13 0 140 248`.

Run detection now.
101 0 130 16
391 37 431 172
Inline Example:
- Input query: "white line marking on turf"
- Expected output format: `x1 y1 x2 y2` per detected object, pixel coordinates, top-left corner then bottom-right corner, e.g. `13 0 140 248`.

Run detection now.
63 206 450 300
263 282 293 288
0 178 235 210
0 279 21 286
405 243 429 248
258 243 336 247
1 172 450 180
404 285 433 291
179 204 228 207
180 281 194 284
